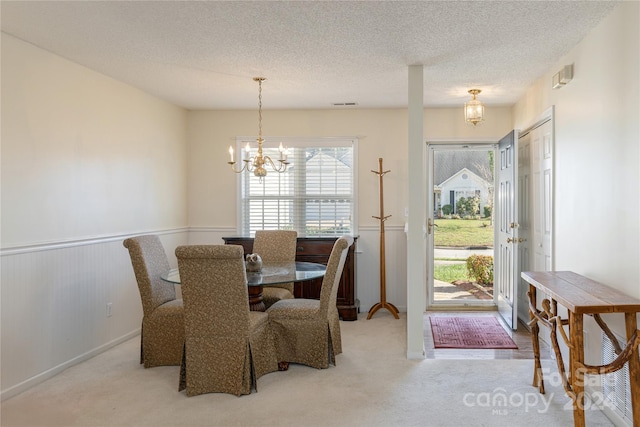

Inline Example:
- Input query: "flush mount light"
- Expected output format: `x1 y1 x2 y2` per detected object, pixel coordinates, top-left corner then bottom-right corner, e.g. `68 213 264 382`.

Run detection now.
464 89 485 126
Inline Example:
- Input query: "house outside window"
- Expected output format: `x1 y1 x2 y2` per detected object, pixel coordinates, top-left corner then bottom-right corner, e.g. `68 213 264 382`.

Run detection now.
238 137 357 237
440 168 490 215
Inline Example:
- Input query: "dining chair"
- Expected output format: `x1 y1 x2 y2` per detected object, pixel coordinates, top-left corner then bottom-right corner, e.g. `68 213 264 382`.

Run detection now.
252 230 298 309
123 235 184 368
176 244 278 396
267 236 353 369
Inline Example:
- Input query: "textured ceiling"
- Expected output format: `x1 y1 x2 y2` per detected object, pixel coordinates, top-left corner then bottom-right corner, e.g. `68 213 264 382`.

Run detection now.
1 1 617 110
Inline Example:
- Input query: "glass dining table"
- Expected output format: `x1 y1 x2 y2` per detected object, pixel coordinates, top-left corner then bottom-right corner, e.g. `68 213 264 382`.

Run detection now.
161 261 326 311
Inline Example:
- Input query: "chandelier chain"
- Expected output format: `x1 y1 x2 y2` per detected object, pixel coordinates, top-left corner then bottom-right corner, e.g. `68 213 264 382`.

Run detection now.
228 76 289 179
257 78 262 140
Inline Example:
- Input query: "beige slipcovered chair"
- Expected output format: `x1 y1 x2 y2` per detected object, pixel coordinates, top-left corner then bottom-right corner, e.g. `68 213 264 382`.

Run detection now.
176 245 278 397
267 236 353 369
252 230 298 309
123 235 184 368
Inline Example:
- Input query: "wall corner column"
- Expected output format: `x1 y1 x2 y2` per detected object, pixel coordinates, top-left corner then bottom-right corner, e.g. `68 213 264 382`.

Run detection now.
406 65 426 359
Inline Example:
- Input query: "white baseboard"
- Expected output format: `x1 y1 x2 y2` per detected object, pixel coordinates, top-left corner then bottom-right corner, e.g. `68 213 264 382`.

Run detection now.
406 350 426 359
1 329 140 401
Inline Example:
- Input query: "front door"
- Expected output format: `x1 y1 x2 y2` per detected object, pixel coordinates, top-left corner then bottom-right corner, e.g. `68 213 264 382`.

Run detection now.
496 130 519 329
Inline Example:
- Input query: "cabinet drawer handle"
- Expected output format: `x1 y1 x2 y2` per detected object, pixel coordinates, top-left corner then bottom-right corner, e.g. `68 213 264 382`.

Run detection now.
297 246 304 251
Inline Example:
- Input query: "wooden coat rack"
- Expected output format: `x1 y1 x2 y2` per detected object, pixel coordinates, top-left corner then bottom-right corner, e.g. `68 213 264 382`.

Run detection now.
367 157 399 319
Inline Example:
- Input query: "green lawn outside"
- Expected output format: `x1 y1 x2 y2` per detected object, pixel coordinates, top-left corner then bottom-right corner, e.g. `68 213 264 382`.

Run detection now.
434 218 493 247
434 218 494 284
433 263 471 282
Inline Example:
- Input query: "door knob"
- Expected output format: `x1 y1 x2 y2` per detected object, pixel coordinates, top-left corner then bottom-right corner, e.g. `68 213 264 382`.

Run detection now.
428 218 438 234
507 237 526 243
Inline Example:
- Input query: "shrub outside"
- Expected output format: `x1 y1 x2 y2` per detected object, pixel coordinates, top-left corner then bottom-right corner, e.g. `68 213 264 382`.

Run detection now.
466 255 494 285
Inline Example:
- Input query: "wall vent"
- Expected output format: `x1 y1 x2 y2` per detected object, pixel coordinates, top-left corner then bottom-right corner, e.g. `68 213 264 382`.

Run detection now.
601 331 632 424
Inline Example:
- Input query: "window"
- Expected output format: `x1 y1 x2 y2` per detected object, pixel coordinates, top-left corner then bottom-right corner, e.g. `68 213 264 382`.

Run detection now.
238 137 357 237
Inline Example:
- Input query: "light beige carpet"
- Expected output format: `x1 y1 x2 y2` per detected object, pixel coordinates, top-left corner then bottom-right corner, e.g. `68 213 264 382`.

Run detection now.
1 312 614 426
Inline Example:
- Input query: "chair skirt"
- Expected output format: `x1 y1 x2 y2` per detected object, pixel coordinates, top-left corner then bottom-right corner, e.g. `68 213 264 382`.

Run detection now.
268 299 342 369
179 311 278 396
141 299 184 368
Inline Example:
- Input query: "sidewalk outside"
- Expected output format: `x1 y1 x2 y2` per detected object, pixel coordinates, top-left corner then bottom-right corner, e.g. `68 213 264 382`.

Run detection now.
434 247 493 301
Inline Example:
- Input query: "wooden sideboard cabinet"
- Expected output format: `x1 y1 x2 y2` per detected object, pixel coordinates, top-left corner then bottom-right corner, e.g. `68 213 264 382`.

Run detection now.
222 236 359 321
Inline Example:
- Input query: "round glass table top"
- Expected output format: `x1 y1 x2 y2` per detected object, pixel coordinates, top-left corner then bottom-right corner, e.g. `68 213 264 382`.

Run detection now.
161 261 325 287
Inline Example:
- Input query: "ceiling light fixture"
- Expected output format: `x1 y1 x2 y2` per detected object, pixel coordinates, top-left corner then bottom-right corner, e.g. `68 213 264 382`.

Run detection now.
228 77 288 180
464 89 485 126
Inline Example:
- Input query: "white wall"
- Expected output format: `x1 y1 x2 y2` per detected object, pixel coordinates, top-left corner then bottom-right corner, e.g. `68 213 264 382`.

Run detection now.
513 0 639 403
1 34 189 398
186 107 512 317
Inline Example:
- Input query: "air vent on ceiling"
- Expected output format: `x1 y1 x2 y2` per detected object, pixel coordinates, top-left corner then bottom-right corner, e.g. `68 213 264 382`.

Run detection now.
332 102 358 106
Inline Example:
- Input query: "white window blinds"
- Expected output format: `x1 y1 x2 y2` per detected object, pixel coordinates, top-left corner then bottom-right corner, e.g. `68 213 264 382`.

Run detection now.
238 137 357 237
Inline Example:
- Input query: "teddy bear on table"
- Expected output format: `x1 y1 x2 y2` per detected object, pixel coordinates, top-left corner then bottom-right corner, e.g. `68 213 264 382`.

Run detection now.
245 253 263 272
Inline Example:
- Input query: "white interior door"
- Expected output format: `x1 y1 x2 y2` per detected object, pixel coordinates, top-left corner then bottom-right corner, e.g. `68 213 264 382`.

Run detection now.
516 131 532 324
496 130 519 329
532 119 554 272
516 110 554 326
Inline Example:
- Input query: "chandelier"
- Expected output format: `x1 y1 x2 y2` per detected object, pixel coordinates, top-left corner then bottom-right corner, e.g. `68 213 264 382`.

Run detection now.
228 77 289 179
464 89 485 126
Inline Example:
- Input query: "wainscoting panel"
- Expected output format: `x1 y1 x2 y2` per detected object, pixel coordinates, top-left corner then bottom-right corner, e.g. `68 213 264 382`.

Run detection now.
0 230 188 400
356 226 408 314
1 226 407 399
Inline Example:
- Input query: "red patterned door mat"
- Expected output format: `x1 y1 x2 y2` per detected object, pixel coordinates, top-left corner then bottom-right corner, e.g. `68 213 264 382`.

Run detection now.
429 316 518 349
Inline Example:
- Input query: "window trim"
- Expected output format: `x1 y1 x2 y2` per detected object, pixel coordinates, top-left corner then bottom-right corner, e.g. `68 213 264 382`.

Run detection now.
234 136 359 237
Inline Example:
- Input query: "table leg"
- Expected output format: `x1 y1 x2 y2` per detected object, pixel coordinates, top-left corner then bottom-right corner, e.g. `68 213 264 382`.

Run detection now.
569 311 585 427
278 362 289 371
248 286 266 312
529 285 544 393
625 312 640 425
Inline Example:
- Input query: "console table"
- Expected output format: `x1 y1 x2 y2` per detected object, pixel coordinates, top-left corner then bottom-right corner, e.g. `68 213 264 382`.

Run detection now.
223 236 359 321
521 271 640 427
